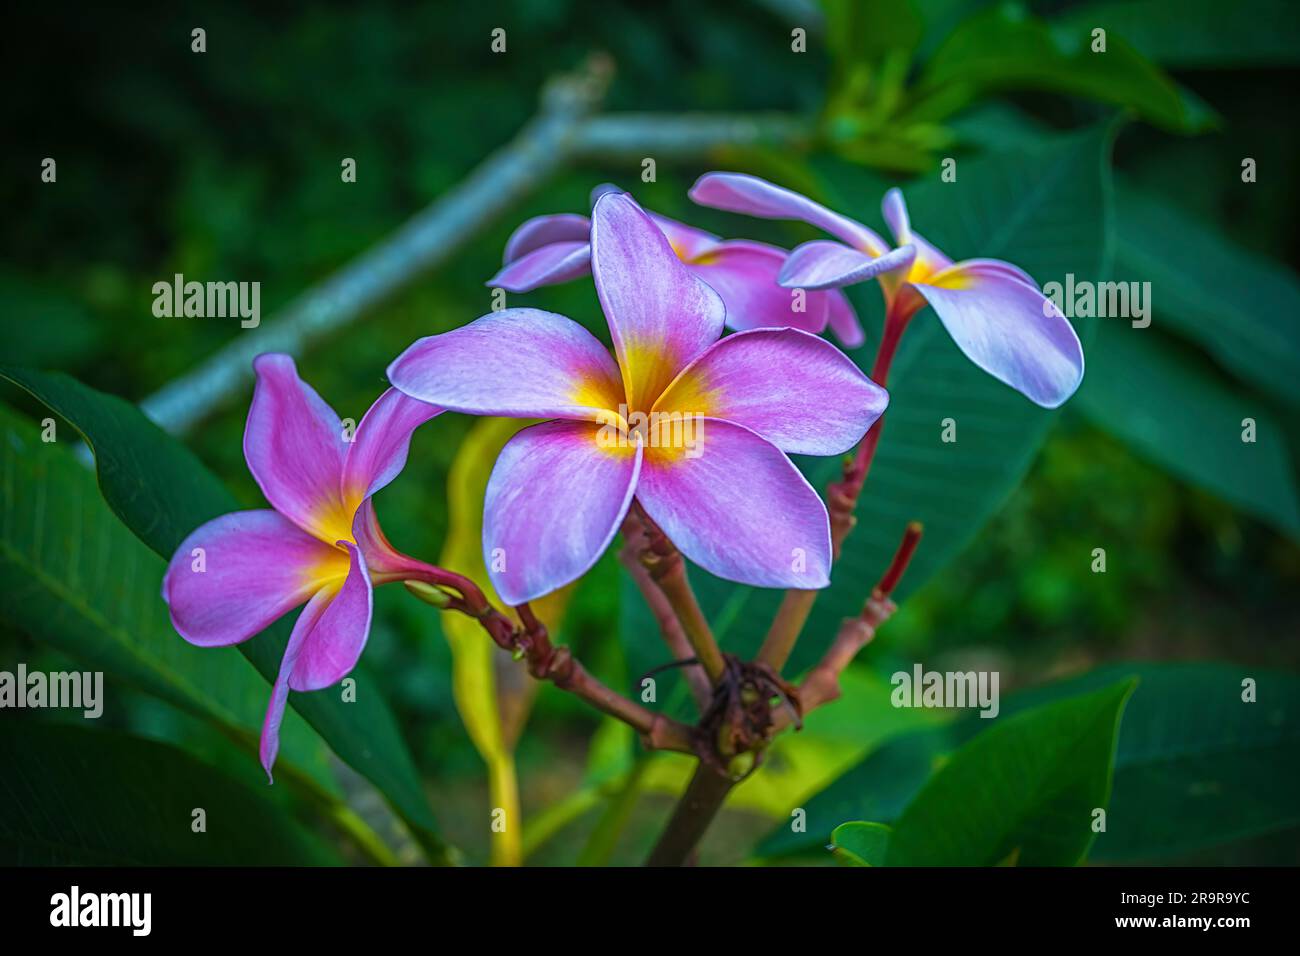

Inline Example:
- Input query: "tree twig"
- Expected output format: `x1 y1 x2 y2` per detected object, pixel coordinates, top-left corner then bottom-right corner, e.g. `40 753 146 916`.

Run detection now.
140 56 615 435
138 55 812 438
404 565 695 755
645 761 735 867
630 502 726 684
646 521 921 866
774 520 921 727
619 511 712 711
756 297 916 672
572 112 811 160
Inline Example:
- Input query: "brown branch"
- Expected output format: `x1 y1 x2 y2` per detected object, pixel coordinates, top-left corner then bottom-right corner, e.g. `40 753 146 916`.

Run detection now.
794 596 896 715
630 502 726 684
756 296 919 673
619 512 712 711
404 566 695 755
645 762 734 867
646 522 922 866
515 603 695 753
773 521 921 729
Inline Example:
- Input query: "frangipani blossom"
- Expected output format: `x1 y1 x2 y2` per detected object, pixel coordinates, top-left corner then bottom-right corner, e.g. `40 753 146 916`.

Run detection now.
690 173 1085 408
390 193 888 606
162 355 440 780
487 185 866 347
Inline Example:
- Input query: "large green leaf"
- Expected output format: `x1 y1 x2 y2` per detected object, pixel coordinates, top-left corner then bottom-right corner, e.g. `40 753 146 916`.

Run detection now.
1021 665 1300 862
689 125 1113 672
1077 322 1300 538
758 663 1300 861
755 722 959 859
0 404 336 795
1058 0 1300 69
0 367 453 864
0 721 341 865
913 6 1206 131
1111 180 1300 412
829 821 892 867
885 679 1135 865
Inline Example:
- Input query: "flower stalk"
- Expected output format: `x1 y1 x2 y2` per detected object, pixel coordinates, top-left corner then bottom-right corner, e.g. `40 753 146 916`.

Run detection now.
631 503 728 685
420 570 699 754
756 294 916 673
619 511 712 711
648 521 922 866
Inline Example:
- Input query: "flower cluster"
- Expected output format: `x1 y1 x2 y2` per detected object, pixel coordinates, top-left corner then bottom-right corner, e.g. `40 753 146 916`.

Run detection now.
164 174 1083 777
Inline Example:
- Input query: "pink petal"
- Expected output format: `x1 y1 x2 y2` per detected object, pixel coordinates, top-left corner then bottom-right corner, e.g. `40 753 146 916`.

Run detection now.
590 192 725 412
912 261 1085 408
649 211 722 261
351 498 417 578
945 257 1039 289
589 182 623 206
289 540 374 692
687 240 829 334
244 354 350 544
341 387 442 503
503 213 591 262
654 328 887 456
387 308 625 421
881 187 912 244
881 189 953 281
483 420 642 605
487 241 592 292
259 588 328 782
636 418 831 589
163 510 348 648
257 545 373 782
779 240 916 290
690 172 891 256
823 289 865 348
903 232 953 282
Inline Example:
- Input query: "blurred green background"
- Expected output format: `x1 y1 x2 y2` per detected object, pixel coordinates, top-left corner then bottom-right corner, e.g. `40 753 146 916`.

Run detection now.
2 0 1298 866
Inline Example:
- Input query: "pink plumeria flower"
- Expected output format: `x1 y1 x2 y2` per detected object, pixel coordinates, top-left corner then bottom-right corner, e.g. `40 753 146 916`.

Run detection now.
162 355 440 780
390 192 888 605
690 173 1085 408
486 184 866 347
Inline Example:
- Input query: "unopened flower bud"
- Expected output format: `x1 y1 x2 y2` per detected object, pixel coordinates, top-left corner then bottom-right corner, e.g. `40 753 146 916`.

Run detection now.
403 580 453 608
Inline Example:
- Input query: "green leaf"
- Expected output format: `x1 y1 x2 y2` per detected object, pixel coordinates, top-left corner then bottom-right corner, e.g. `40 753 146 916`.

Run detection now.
761 663 1299 862
755 723 958 859
885 679 1136 866
0 404 337 795
0 721 341 865
693 124 1114 672
1033 665 1300 862
829 821 892 866
913 5 1208 131
0 367 454 864
1076 322 1300 538
1057 0 1300 69
1111 179 1300 412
